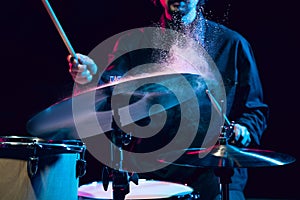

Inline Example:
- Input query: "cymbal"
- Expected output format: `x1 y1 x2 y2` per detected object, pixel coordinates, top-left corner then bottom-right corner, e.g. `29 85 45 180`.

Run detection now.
26 72 208 140
158 144 296 168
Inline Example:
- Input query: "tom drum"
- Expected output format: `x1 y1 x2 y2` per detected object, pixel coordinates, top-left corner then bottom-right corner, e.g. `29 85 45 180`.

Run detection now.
0 136 86 200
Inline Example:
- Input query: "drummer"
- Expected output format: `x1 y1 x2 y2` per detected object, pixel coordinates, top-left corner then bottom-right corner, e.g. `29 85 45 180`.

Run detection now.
68 0 269 200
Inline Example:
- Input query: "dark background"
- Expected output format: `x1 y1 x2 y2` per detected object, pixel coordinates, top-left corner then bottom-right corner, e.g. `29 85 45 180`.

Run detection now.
1 0 299 199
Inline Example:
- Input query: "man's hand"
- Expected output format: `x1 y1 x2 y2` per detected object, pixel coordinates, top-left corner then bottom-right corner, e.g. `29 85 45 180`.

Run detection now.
67 53 98 84
233 124 251 147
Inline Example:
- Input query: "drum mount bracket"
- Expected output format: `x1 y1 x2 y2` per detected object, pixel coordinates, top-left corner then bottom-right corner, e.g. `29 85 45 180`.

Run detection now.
101 109 139 200
27 140 39 178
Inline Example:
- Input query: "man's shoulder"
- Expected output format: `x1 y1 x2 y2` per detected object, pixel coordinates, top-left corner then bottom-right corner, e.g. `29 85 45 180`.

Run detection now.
205 20 246 43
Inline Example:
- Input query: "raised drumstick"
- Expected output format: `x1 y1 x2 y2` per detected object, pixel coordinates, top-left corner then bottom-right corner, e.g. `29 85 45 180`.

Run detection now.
41 0 77 60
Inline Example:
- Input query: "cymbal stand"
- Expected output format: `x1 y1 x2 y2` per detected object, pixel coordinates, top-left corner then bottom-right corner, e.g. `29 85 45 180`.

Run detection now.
206 90 235 200
214 167 234 200
214 123 235 200
102 109 138 200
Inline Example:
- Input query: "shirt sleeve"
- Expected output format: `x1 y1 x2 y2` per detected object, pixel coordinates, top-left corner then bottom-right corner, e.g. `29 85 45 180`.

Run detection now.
230 38 269 146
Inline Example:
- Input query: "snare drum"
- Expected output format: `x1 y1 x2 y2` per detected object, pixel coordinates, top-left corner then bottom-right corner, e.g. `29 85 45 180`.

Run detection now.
78 179 198 199
0 136 86 200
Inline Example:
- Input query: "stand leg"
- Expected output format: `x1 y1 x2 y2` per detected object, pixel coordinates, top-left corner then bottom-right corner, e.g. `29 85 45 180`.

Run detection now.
112 170 130 200
220 182 229 200
214 168 234 200
100 110 138 199
102 167 139 200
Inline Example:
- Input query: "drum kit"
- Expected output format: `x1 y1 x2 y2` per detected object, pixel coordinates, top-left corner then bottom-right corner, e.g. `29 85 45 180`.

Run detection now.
0 1 296 200
1 74 296 200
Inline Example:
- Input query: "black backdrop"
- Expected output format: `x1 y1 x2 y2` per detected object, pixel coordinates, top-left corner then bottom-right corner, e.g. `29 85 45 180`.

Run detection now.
1 0 299 199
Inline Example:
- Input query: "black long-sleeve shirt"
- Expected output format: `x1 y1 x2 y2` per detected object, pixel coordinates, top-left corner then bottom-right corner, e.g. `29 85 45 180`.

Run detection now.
100 15 269 147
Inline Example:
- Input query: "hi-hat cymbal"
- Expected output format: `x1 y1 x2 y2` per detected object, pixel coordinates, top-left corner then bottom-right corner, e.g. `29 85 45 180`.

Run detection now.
158 144 296 168
26 72 209 140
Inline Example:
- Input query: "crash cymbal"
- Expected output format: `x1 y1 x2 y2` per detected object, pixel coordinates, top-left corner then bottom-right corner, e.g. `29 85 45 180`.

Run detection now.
158 145 296 168
26 72 211 140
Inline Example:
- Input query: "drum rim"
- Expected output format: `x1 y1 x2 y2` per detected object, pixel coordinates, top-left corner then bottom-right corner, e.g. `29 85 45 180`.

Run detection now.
0 136 86 153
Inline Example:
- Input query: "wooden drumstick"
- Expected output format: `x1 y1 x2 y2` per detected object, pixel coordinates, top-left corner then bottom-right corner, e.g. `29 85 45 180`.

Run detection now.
41 0 77 60
206 89 231 126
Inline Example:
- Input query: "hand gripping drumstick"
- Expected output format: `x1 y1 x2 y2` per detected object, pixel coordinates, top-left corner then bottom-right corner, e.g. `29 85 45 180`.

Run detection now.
206 89 235 140
41 0 78 60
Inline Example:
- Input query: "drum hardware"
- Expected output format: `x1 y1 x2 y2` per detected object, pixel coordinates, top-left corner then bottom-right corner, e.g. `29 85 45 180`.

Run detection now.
206 89 234 200
213 123 235 200
24 137 87 179
27 139 39 177
28 156 39 177
101 109 139 200
76 146 87 178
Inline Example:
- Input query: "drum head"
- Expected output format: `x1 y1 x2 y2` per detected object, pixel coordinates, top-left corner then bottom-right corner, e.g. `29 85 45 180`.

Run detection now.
78 179 193 199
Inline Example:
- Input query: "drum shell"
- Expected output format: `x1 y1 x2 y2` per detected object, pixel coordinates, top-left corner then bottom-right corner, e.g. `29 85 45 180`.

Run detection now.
0 153 79 200
0 136 86 200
